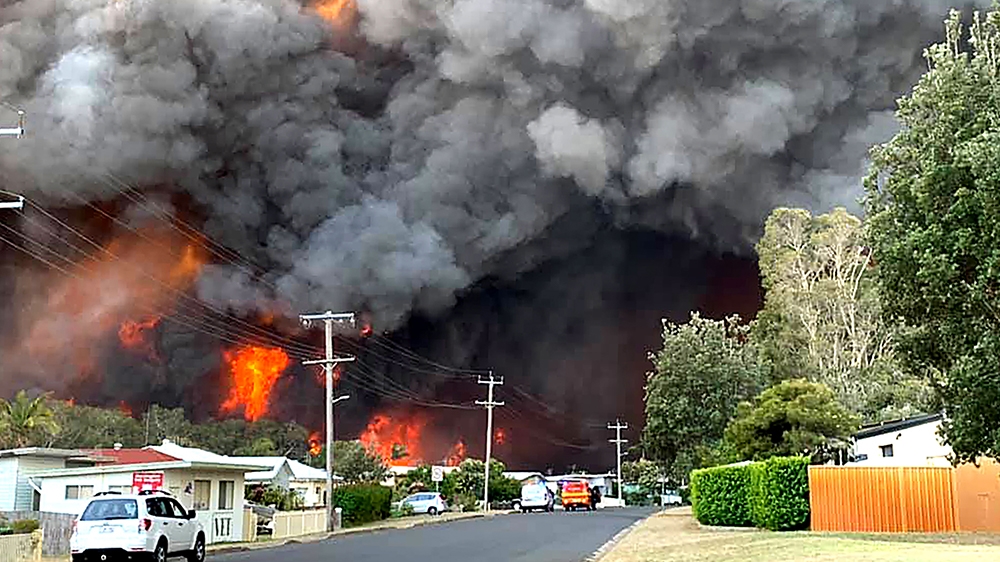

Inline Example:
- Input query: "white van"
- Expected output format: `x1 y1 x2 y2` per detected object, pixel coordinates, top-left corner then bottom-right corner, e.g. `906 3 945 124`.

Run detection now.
514 482 554 513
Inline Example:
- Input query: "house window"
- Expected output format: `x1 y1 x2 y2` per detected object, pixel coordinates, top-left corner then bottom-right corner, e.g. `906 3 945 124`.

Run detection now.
880 444 894 458
194 480 211 511
218 480 235 510
65 485 94 500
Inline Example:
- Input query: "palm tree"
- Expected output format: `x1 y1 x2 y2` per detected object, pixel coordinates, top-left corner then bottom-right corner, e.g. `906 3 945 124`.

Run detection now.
0 390 60 448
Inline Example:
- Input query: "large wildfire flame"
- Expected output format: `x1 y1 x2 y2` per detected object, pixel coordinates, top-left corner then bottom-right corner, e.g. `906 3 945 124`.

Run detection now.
221 345 291 421
7 227 206 391
360 412 467 467
313 0 356 27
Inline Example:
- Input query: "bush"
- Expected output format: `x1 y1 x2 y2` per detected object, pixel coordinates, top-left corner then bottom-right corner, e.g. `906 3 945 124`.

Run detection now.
390 503 415 518
331 484 392 526
11 519 39 535
748 457 809 531
451 493 479 512
690 463 753 527
691 456 810 531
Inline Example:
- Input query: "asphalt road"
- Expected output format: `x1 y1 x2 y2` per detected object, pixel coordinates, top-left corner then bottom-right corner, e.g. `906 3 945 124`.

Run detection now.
214 508 657 562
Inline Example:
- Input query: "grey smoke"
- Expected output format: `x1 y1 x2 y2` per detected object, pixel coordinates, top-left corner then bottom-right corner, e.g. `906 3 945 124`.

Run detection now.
0 0 985 331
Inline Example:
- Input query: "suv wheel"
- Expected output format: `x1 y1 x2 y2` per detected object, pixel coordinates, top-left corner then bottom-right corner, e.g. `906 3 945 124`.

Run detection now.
187 534 205 562
428 506 438 516
152 539 168 562
512 501 521 512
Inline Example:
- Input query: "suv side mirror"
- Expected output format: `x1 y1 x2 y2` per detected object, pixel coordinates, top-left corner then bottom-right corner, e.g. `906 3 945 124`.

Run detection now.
186 510 197 520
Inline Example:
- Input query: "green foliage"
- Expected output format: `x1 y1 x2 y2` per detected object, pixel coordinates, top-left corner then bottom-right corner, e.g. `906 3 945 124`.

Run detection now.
331 484 392 526
245 485 303 511
452 458 507 500
692 457 810 531
747 457 810 531
392 465 456 501
643 313 766 480
864 8 1000 463
10 520 39 535
390 502 415 518
46 401 143 449
0 391 59 448
234 437 279 457
327 440 389 484
622 458 667 500
754 207 933 420
690 464 753 527
723 380 860 464
489 473 521 503
451 493 479 512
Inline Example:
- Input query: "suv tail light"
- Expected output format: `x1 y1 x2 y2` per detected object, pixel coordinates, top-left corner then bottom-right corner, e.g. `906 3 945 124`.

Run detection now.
139 519 152 532
71 521 77 535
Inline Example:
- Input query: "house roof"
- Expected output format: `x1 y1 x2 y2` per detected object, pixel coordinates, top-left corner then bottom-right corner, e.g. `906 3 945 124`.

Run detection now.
87 449 180 465
240 456 334 483
148 440 271 472
855 413 944 440
0 447 99 460
504 471 546 482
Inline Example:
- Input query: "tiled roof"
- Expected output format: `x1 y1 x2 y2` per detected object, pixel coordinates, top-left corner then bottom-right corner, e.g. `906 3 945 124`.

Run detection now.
86 449 180 465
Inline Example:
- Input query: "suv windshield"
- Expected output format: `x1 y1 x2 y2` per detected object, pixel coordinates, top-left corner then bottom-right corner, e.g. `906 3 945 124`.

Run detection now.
81 499 139 521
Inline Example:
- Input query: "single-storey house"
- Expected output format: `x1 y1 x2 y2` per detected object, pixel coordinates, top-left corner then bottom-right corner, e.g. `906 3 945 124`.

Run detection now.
0 448 106 511
31 440 269 544
242 457 332 507
852 413 951 467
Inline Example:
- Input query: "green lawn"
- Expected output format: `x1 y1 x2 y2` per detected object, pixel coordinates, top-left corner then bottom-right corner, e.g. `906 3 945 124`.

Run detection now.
601 509 1000 562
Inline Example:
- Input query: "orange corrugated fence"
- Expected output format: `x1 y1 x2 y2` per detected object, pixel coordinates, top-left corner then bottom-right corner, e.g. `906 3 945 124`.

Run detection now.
809 461 1000 533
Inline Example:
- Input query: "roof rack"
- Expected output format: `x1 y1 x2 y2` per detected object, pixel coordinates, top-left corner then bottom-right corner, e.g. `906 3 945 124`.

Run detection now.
93 491 122 497
137 489 173 496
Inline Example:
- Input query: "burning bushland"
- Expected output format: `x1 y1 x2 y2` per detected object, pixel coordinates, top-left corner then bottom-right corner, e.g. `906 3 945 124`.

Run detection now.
0 0 983 466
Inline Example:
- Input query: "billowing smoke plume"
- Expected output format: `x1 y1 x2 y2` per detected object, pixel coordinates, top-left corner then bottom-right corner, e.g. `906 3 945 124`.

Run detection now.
1 0 977 327
0 0 983 464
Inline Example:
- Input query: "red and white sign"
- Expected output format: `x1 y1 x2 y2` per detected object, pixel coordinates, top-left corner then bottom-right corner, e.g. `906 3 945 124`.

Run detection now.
132 472 165 493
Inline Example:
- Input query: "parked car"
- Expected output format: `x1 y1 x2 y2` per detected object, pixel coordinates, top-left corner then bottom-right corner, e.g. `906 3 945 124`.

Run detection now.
400 492 448 515
514 482 554 513
70 491 205 562
661 490 683 506
560 481 594 511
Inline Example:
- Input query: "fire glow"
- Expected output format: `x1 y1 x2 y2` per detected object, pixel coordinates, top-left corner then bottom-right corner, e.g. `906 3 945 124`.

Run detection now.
313 0 356 27
221 345 291 421
308 432 322 457
118 315 161 361
360 412 467 467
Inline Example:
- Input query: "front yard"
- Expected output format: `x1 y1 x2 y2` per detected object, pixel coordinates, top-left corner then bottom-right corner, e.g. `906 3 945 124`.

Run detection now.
601 508 1000 562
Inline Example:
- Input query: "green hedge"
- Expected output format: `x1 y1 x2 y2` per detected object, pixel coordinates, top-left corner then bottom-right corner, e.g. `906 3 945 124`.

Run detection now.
750 457 809 531
692 456 809 531
331 484 392 526
690 463 753 527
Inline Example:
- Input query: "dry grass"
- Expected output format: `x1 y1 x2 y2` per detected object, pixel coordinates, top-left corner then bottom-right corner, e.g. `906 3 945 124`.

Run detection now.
600 508 1000 562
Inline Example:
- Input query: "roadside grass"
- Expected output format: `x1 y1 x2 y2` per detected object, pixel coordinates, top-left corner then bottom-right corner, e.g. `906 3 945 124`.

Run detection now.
600 509 1000 562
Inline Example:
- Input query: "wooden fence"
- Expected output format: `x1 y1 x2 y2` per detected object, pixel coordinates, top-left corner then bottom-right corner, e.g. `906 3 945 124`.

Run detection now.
272 509 325 539
0 512 74 557
809 461 1000 533
0 531 42 562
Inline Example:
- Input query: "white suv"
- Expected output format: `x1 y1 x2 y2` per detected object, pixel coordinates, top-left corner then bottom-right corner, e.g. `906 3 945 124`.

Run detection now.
70 491 206 562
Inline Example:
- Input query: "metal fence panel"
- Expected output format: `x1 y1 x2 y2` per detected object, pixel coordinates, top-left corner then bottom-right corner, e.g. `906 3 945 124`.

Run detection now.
809 466 957 533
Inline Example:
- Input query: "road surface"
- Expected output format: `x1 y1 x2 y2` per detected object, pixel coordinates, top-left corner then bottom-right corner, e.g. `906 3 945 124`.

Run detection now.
214 508 656 562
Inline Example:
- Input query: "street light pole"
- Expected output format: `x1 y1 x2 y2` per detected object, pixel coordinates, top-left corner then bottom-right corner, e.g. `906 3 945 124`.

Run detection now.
300 311 356 532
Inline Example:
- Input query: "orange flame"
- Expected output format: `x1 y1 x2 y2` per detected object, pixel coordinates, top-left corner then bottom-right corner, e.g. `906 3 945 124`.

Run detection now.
221 345 291 421
494 428 506 446
360 324 373 337
119 401 133 417
118 315 161 360
360 413 427 467
313 0 357 27
445 440 467 467
308 431 322 457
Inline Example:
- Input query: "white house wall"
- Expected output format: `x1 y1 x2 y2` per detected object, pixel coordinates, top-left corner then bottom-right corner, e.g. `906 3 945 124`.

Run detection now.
854 420 952 467
0 458 18 511
39 472 135 515
17 456 69 510
288 480 324 508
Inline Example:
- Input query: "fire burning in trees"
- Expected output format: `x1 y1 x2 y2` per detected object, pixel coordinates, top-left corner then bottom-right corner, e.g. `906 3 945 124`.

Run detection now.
494 428 506 446
313 0 356 27
221 345 291 421
360 412 467 467
308 432 322 457
118 315 161 361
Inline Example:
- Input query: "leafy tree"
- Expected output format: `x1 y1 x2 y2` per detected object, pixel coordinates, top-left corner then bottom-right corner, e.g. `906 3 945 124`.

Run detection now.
755 207 930 420
621 458 665 495
318 440 389 484
451 458 516 501
235 437 279 456
722 380 860 464
864 8 1000 463
245 484 303 510
46 402 143 449
642 313 766 480
0 391 60 448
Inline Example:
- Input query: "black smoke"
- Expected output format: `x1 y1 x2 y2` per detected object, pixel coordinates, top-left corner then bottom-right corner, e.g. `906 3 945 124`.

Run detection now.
0 0 981 468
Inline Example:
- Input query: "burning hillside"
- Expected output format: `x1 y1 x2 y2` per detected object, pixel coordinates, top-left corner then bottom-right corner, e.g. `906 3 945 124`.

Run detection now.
0 0 977 466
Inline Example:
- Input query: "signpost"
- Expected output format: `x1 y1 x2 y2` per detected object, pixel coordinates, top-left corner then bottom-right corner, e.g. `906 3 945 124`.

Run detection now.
432 466 444 492
133 472 165 493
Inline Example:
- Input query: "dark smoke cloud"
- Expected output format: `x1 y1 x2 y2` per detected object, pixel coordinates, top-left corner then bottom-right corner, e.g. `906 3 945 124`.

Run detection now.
0 0 982 329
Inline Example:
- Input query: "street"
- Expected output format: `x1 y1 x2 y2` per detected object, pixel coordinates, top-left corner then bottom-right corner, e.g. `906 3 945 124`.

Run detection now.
214 508 657 562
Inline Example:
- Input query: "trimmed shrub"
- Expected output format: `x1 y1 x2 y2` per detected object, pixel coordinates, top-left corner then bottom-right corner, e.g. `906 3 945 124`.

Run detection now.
331 484 392 526
749 456 810 531
690 463 753 527
11 519 40 535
